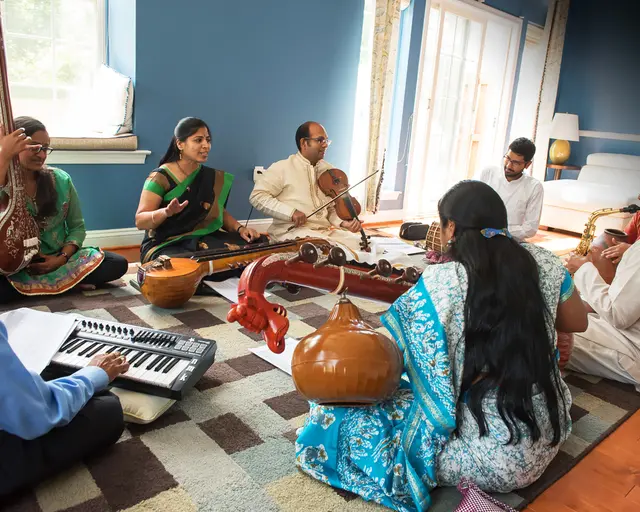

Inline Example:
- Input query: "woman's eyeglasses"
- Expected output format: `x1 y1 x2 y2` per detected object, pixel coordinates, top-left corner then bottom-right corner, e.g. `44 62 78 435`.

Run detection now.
29 146 54 156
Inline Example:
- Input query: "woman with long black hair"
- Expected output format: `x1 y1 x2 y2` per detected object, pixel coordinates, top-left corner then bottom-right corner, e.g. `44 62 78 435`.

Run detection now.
295 180 588 511
135 117 263 263
0 117 128 303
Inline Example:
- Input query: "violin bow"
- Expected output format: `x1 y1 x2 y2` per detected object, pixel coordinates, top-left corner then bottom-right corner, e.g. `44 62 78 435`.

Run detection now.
286 169 381 232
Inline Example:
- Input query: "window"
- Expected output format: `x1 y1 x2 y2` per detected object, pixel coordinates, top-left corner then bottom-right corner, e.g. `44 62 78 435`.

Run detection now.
1 0 105 135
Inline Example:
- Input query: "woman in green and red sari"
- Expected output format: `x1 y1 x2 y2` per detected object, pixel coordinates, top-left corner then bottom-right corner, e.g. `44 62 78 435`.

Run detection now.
136 117 264 263
0 117 128 303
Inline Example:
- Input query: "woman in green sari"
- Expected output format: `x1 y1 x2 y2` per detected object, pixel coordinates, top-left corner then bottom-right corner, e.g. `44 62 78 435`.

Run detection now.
135 117 264 263
0 117 128 303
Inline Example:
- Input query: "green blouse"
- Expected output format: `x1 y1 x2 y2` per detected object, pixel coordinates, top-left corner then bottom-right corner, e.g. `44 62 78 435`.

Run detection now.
28 168 87 254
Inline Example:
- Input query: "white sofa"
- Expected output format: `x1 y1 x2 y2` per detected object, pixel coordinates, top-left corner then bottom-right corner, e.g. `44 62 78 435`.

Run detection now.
540 153 640 234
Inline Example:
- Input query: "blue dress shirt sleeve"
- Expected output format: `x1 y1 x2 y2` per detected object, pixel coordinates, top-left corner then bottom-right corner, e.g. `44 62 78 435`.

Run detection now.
0 320 110 440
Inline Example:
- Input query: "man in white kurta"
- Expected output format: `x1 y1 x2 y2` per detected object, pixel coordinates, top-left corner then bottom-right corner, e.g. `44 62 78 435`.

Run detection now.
250 122 367 257
475 138 544 241
565 242 640 390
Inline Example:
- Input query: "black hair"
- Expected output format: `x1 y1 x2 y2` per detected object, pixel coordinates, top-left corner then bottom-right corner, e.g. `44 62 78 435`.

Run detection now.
508 137 536 162
295 121 315 151
14 116 57 221
439 180 565 445
159 117 211 165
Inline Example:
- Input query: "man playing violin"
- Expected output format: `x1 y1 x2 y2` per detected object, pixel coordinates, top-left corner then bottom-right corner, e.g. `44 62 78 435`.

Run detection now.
249 122 366 255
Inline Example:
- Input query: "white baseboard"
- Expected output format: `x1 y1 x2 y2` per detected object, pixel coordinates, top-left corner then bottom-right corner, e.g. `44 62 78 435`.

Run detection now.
85 218 273 248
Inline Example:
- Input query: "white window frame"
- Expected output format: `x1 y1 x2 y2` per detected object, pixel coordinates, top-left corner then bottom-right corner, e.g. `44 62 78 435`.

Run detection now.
0 0 148 164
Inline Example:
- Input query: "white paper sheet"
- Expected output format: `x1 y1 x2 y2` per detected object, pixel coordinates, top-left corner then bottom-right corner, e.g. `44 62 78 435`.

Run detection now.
370 237 426 255
203 277 271 303
248 337 300 375
0 308 76 373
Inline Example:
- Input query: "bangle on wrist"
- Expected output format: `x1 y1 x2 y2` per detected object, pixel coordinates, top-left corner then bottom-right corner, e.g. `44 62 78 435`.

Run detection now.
58 251 70 262
236 225 243 233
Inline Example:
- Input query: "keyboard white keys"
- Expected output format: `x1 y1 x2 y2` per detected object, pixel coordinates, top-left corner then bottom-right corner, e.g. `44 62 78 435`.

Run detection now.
50 343 188 389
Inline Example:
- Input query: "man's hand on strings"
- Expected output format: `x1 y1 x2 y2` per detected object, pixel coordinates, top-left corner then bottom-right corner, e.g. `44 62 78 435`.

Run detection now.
165 197 188 217
340 219 362 233
239 226 260 243
292 209 307 227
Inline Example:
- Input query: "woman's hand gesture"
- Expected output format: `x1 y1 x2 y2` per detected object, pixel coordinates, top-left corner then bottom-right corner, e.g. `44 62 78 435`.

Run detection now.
164 197 188 217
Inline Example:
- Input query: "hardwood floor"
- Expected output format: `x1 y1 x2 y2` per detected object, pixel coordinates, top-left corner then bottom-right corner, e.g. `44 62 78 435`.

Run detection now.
526 410 640 512
109 230 640 511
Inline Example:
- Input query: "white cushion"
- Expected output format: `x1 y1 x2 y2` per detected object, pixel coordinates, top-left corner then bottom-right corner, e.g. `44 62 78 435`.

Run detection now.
110 387 176 424
586 153 640 170
577 164 640 188
543 180 639 211
90 65 134 135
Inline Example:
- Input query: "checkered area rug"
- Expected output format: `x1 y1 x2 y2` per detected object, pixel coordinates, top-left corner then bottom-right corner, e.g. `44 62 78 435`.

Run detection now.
2 264 639 512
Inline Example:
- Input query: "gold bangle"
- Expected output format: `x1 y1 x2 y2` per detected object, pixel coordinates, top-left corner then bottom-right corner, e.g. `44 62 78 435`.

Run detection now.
151 210 156 226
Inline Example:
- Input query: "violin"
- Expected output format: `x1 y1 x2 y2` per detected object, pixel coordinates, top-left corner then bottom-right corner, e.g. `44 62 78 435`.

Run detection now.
317 168 371 252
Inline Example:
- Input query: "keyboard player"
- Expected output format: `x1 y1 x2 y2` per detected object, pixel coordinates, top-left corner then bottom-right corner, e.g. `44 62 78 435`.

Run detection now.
0 320 129 498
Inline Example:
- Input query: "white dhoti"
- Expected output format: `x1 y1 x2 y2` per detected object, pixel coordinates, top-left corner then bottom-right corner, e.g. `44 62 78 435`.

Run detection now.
568 314 640 390
567 242 640 390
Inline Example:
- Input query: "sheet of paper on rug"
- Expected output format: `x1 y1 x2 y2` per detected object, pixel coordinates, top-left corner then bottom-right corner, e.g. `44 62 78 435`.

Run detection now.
203 277 271 303
0 308 76 373
248 337 300 375
370 236 426 255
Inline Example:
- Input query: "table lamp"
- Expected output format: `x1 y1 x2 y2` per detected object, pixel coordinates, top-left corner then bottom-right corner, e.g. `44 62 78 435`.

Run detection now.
549 113 579 164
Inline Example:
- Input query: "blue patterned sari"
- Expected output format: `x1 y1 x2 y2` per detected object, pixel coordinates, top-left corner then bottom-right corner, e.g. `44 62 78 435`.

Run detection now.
295 244 574 511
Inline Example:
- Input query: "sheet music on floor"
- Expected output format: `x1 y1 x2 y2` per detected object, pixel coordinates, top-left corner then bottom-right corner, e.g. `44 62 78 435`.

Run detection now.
370 236 426 256
0 308 76 373
248 337 300 375
203 277 273 304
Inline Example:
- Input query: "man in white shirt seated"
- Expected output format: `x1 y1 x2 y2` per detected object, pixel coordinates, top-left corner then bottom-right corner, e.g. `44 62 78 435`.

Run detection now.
474 137 544 241
249 121 366 255
565 242 640 390
0 321 129 498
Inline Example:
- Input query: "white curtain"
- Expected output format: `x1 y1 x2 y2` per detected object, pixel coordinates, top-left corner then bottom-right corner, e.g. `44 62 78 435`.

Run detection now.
364 0 402 213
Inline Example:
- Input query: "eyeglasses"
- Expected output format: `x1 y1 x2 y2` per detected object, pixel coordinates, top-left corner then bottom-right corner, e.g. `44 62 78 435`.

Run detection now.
305 137 332 147
29 146 54 156
503 154 527 167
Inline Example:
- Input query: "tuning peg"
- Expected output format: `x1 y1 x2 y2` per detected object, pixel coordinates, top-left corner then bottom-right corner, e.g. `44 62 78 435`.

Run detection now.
394 266 420 284
286 242 319 266
314 246 347 268
368 259 393 278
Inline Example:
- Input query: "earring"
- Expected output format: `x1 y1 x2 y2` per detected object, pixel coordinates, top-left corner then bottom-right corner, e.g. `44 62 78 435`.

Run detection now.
446 239 454 247
179 150 183 160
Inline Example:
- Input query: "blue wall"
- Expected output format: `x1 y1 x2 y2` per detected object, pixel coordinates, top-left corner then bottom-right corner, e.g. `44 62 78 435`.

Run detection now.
552 0 640 177
485 0 547 27
70 0 364 230
107 0 136 82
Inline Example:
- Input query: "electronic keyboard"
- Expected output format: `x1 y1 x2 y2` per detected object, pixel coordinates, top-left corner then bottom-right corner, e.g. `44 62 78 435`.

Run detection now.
44 317 217 399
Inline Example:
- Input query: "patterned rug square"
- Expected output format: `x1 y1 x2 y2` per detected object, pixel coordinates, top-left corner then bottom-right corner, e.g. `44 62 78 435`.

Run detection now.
1 274 637 511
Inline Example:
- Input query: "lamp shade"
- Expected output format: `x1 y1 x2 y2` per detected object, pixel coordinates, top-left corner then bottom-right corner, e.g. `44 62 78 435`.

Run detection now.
550 113 580 141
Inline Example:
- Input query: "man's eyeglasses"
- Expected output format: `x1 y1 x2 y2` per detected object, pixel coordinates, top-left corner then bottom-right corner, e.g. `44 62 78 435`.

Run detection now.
29 146 54 156
503 154 526 167
305 137 332 147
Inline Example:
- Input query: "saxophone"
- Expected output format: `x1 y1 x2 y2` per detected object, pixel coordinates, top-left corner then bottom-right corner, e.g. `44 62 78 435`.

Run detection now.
574 204 640 256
